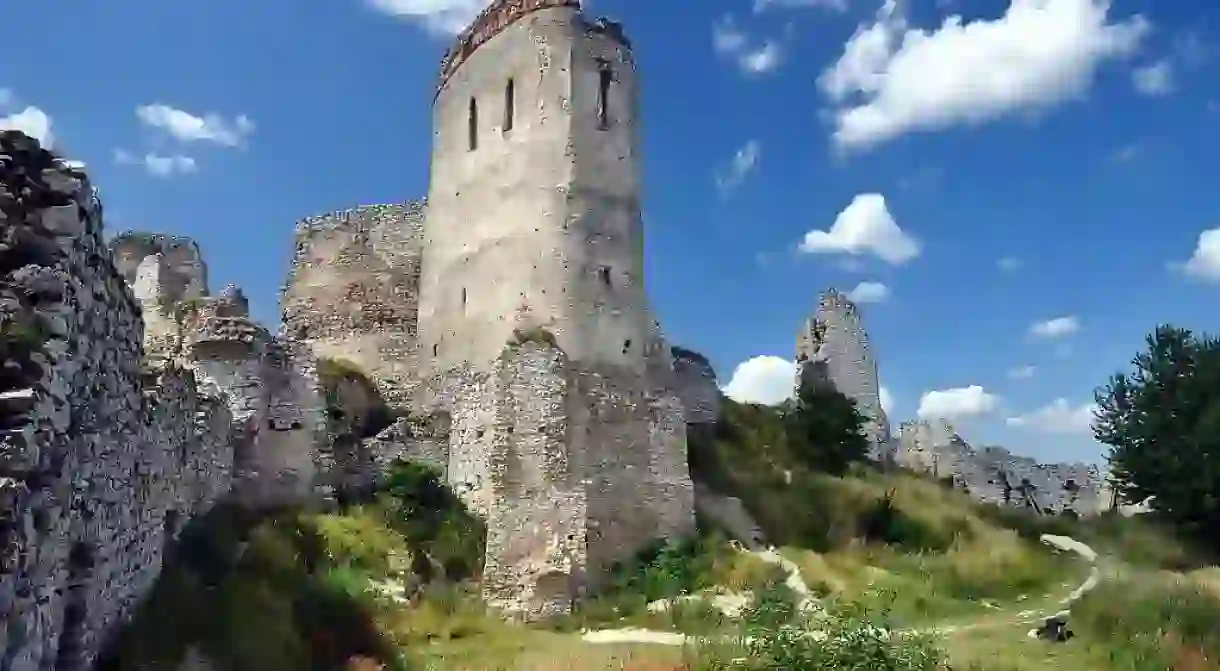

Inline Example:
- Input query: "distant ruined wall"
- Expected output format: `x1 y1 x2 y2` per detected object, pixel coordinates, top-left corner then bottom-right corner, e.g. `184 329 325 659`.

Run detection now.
283 203 425 410
796 290 890 460
671 346 721 427
0 132 236 671
895 419 1110 515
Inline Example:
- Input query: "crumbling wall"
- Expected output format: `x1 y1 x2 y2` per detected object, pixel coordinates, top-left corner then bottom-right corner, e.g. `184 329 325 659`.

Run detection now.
795 289 889 460
283 203 425 410
0 132 235 671
481 342 587 619
895 419 1110 515
671 346 721 427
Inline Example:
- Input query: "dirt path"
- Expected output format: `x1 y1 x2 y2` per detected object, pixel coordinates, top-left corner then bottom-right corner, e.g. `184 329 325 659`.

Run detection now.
580 533 1102 646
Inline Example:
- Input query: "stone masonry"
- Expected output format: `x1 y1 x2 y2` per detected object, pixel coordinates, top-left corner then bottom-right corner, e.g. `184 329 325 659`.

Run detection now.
795 289 891 460
894 419 1111 516
0 131 330 670
0 132 237 671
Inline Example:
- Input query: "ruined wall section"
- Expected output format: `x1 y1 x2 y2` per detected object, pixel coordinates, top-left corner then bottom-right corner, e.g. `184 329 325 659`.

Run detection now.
482 342 587 619
895 420 1109 515
0 132 234 671
112 232 208 364
671 346 720 426
284 203 425 410
796 290 890 460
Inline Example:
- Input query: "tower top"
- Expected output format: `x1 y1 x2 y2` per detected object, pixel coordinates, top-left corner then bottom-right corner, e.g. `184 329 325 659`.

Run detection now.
435 0 630 97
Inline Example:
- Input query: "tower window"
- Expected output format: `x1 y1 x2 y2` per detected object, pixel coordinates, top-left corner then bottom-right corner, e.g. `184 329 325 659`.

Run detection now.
461 287 467 311
504 78 515 132
468 97 478 151
596 60 612 130
622 339 632 354
598 266 611 287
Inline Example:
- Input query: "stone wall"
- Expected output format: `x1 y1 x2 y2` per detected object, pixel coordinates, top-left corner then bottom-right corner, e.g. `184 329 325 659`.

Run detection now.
436 337 693 620
795 289 890 460
0 132 236 671
894 419 1111 515
283 203 425 410
670 346 721 426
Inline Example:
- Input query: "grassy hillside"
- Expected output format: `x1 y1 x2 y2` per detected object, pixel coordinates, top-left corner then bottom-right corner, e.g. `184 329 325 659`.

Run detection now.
103 398 1220 670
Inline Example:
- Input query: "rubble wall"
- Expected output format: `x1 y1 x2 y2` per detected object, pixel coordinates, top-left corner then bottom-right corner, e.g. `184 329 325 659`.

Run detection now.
0 132 235 671
283 202 425 409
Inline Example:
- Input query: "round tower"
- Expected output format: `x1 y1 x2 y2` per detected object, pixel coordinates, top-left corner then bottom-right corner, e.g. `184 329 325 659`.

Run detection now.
418 0 650 378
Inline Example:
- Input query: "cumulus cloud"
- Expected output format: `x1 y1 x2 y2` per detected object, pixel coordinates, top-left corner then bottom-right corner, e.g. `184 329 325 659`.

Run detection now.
713 16 785 75
917 385 999 421
136 104 254 147
1008 365 1037 380
818 0 1149 151
799 193 920 265
846 281 890 303
365 0 483 34
1132 59 1175 96
114 149 198 177
1029 316 1081 339
722 355 797 405
1175 226 1220 282
716 140 761 193
1007 398 1097 434
0 106 54 147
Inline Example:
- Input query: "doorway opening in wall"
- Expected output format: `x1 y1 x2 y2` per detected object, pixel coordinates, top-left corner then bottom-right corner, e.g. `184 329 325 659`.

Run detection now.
596 60 612 130
503 78 515 133
54 542 96 671
468 97 479 151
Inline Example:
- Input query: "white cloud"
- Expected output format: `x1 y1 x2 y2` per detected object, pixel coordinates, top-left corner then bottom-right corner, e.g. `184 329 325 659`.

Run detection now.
1176 227 1220 282
722 355 797 405
818 0 1149 152
136 104 254 147
0 106 54 147
799 193 920 265
917 385 1000 420
1006 398 1097 434
114 149 198 177
998 256 1021 271
1008 365 1037 380
365 0 483 35
845 281 890 303
716 140 761 193
1029 316 1081 339
1132 59 1175 96
713 16 785 75
880 386 894 414
755 0 847 12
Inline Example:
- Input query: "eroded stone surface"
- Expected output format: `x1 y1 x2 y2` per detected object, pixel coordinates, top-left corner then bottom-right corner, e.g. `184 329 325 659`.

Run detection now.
894 419 1110 515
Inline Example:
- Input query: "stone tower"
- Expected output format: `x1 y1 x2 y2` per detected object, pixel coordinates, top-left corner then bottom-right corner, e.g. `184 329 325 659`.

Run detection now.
796 289 891 460
418 0 648 376
416 0 694 618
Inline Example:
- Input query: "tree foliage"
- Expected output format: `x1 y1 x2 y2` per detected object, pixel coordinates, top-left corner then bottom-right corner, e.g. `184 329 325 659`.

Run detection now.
784 380 871 476
1093 324 1220 543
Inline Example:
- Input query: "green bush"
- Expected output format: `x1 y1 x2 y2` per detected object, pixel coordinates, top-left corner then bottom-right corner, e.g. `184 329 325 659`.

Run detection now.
377 460 486 581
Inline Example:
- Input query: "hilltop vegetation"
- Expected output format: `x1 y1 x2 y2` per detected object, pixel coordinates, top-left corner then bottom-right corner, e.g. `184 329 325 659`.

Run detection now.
105 326 1220 670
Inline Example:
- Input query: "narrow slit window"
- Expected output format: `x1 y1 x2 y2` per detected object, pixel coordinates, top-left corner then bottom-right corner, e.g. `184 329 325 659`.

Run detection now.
598 266 611 287
468 97 478 151
596 61 612 129
461 287 467 311
504 78 515 132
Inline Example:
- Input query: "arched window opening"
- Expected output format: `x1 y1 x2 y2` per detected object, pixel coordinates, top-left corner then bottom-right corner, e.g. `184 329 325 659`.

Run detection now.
504 78 515 132
468 97 479 151
596 60 613 130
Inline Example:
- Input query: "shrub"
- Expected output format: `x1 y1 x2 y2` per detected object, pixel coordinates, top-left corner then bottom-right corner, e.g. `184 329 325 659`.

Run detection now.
377 460 486 581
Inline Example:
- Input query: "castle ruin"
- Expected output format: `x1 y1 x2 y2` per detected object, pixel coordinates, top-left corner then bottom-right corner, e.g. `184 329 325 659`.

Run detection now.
795 289 892 460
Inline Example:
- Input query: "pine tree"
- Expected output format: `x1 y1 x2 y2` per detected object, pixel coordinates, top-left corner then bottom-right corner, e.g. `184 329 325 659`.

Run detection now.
1093 325 1220 542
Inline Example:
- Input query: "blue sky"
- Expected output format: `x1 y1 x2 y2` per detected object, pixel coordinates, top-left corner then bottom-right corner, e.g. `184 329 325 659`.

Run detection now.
2 0 1218 466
